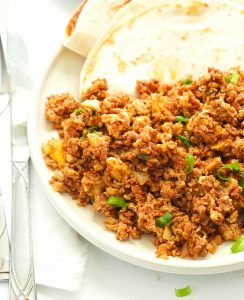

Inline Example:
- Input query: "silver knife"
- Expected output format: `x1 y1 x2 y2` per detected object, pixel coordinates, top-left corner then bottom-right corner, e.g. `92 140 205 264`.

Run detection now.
0 32 10 281
3 30 36 300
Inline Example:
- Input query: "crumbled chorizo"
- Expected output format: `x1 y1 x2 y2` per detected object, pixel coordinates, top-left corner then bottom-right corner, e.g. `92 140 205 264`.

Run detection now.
43 68 244 258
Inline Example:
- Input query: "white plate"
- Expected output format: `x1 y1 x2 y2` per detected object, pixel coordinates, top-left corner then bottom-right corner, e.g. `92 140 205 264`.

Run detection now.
28 46 244 275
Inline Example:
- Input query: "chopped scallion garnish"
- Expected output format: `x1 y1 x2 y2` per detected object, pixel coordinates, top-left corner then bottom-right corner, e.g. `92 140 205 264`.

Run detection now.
181 79 192 86
225 76 231 83
107 196 128 208
80 130 88 141
226 161 241 171
139 153 149 160
81 126 99 141
155 212 173 228
216 172 230 181
231 237 244 253
225 72 239 85
88 126 99 133
178 135 190 148
240 177 244 196
216 162 240 181
175 285 192 297
175 116 189 123
185 154 195 174
74 108 84 115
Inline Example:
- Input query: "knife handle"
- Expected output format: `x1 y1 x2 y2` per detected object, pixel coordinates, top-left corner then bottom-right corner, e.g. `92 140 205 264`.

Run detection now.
9 160 36 300
0 191 10 277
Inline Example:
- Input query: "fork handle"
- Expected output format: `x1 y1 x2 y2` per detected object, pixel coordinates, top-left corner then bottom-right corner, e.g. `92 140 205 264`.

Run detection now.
9 160 36 300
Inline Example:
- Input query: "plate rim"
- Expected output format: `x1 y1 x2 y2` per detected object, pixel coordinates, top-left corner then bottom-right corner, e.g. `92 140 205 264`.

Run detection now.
28 45 244 275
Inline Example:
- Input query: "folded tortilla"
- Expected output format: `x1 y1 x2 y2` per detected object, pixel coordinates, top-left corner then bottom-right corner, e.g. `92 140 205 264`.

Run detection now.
64 0 132 57
79 0 244 96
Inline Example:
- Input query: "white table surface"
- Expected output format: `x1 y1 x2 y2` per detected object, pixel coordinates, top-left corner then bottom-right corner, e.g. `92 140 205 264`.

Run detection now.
0 0 244 299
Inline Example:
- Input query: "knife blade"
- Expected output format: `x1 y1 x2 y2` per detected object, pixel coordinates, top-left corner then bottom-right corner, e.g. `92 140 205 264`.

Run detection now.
4 30 36 300
0 31 10 280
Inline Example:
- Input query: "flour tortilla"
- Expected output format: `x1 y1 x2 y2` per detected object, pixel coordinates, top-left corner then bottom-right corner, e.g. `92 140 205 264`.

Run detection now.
63 0 132 57
79 0 244 97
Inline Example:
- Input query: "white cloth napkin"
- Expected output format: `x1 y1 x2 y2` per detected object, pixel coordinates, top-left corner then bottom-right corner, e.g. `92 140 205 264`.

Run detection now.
31 166 88 291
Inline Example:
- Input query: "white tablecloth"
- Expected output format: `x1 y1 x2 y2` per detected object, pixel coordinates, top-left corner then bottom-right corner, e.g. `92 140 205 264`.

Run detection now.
0 0 243 299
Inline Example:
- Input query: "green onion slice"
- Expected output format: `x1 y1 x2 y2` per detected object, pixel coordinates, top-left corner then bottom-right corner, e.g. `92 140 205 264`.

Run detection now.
176 116 189 123
80 130 88 141
155 212 173 228
225 72 239 85
178 135 190 148
181 79 193 86
216 171 231 181
88 125 99 133
216 162 240 181
107 196 128 208
231 237 244 253
81 126 99 141
175 285 192 297
240 177 244 196
139 153 149 160
185 154 195 174
74 108 84 115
